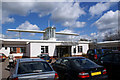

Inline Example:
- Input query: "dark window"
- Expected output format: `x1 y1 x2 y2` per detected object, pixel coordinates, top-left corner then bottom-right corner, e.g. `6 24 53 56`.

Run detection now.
72 58 98 69
20 47 26 53
114 54 120 63
41 46 48 53
73 47 76 53
10 47 17 53
103 50 112 54
55 59 62 64
5 47 7 50
96 49 102 54
45 46 48 53
101 54 113 62
78 46 82 53
61 59 69 66
18 61 52 74
87 50 95 55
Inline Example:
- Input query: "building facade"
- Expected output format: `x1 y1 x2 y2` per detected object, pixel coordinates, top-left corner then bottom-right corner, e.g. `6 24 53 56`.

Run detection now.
0 39 90 58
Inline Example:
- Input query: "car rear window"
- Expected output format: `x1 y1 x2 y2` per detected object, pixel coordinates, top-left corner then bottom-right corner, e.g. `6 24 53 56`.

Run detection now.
72 58 99 68
103 50 112 54
96 49 102 54
18 61 53 74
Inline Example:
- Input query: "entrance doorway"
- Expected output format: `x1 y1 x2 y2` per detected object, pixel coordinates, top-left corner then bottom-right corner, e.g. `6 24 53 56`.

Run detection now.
56 46 71 58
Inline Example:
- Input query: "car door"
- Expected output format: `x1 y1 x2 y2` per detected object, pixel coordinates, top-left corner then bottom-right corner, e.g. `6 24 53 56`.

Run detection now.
52 58 62 73
60 59 70 72
100 54 114 76
112 54 120 77
59 59 71 79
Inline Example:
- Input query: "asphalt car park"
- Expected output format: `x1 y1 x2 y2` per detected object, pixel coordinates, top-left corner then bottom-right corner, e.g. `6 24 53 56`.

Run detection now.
0 59 10 80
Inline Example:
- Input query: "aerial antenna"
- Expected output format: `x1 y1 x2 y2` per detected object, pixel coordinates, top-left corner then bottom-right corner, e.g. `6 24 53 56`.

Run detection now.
48 20 50 27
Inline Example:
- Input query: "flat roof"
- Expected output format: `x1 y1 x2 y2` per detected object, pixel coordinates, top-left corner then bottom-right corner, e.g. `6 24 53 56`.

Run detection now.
7 29 79 36
1 39 79 43
7 29 45 33
98 40 120 44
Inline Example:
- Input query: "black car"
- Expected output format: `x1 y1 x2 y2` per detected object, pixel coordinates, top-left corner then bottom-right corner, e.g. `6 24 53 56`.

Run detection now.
52 57 108 80
97 52 120 79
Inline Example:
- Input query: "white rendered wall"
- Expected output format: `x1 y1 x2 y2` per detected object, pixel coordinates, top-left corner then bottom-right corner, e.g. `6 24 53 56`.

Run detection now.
0 44 27 57
0 47 10 57
72 44 89 56
30 43 56 57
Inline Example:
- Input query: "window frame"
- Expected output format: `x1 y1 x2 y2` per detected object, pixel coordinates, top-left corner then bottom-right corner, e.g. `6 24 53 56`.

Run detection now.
41 46 49 54
78 46 83 53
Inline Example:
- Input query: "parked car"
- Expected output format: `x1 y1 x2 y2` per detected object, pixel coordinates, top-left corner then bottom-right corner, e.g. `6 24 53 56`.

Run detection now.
8 58 59 80
87 49 112 61
52 57 108 80
97 52 120 79
38 54 52 63
0 53 7 62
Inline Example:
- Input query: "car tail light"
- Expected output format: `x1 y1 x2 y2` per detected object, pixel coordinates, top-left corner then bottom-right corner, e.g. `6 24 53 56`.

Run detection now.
103 68 107 74
94 54 97 59
78 72 90 78
54 73 59 80
12 77 18 80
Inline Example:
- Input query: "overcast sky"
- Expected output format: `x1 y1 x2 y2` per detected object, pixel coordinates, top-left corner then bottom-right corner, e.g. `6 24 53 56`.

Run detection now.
0 0 119 41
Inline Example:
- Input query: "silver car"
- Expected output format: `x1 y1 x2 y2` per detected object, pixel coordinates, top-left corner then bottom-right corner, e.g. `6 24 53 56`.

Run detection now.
9 58 59 80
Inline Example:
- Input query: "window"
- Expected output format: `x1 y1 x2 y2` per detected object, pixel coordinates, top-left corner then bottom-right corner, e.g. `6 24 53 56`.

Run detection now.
41 46 49 53
78 46 82 53
87 50 95 55
20 47 26 53
55 59 62 64
18 61 52 74
96 49 102 54
5 47 7 50
10 47 17 53
61 59 70 66
73 46 76 53
114 54 120 63
101 54 113 62
72 58 98 69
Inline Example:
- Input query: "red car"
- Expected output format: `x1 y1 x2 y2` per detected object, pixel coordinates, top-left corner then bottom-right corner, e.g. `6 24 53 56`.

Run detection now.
0 53 6 62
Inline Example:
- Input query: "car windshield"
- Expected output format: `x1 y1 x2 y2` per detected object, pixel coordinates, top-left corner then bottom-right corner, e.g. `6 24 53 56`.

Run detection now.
18 61 53 74
72 58 98 69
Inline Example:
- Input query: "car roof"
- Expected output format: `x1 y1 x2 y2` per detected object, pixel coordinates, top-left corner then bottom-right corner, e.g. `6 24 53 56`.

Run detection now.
62 57 86 59
18 58 46 62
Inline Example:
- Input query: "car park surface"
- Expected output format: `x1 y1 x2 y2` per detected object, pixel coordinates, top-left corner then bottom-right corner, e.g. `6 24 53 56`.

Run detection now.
97 52 120 79
8 58 59 80
52 57 108 80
